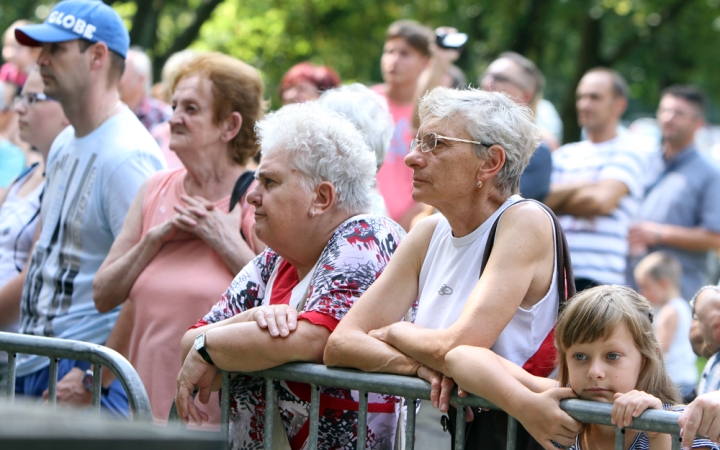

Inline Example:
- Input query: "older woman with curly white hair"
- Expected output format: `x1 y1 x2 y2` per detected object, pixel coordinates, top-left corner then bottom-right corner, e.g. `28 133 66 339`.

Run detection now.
175 102 406 449
325 87 579 449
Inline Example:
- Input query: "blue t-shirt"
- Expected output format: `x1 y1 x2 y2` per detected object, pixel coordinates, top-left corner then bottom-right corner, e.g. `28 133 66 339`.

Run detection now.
0 139 25 188
17 107 165 376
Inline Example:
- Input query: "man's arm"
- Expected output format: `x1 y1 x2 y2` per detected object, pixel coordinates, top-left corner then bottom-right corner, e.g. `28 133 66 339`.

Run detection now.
549 179 629 217
543 180 593 210
629 223 720 252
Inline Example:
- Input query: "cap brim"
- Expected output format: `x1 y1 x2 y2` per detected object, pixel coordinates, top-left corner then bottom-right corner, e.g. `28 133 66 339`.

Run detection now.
15 24 81 47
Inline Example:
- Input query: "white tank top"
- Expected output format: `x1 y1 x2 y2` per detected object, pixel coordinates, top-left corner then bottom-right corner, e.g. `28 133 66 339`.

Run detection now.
413 196 561 450
662 298 697 387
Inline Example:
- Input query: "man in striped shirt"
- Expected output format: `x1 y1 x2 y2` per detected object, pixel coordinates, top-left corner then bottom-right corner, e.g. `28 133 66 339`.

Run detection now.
545 68 645 291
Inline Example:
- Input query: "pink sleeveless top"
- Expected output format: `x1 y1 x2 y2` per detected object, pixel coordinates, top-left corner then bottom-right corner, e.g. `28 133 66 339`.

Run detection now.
127 168 256 427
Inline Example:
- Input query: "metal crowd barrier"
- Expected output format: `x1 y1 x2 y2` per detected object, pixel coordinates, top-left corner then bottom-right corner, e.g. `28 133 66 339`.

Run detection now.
0 331 152 421
169 362 685 450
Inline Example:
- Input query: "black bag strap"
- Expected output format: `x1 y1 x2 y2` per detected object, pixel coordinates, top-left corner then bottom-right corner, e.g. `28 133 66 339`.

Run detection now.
479 198 576 309
229 170 256 212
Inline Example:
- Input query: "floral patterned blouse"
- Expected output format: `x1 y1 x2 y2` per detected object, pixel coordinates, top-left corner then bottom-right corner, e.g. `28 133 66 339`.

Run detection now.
194 214 406 450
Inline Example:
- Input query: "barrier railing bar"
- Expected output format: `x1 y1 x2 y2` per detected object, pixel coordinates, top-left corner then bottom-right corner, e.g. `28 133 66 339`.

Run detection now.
356 391 368 450
454 405 465 450
506 415 517 450
263 378 276 450
6 352 15 401
673 434 682 450
48 357 58 407
404 398 416 450
221 372 230 439
0 332 151 421
614 427 624 450
168 363 688 448
92 363 102 412
308 384 320 449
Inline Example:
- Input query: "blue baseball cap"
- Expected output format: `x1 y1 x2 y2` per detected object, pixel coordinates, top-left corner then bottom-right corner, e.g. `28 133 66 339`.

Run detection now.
15 0 129 59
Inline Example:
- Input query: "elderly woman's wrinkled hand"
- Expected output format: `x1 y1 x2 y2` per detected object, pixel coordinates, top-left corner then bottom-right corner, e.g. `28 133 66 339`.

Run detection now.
249 305 298 337
148 216 188 245
173 195 242 247
176 349 217 426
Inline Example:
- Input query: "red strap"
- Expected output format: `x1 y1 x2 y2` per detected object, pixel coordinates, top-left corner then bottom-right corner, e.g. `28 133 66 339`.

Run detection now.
522 327 557 378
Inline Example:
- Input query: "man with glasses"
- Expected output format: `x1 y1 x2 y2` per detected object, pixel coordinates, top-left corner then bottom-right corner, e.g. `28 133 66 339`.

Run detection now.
545 68 644 291
7 0 164 415
481 52 552 201
629 86 720 300
0 68 68 391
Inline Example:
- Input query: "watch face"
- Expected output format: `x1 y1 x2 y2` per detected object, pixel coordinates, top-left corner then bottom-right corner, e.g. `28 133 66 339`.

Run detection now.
194 333 204 350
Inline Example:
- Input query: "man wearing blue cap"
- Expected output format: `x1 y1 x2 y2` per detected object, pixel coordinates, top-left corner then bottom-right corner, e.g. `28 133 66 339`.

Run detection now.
8 0 165 416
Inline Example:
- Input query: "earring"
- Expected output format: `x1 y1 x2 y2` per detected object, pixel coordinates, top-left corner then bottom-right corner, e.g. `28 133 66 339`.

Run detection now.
311 210 315 218
477 181 483 189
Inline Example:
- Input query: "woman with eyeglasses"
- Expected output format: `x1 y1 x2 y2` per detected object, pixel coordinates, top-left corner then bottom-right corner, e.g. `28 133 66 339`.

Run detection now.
325 87 577 450
0 67 68 389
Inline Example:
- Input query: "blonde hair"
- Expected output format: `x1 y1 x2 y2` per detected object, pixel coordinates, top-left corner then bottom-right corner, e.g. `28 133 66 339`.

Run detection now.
555 285 681 405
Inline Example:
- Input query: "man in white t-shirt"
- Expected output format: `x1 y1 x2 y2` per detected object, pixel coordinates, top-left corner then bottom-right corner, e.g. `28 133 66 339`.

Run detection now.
6 0 164 416
545 68 644 290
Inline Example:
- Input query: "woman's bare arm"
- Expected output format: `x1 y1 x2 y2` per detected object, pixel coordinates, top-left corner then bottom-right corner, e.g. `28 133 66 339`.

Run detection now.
374 202 555 374
446 345 581 449
324 215 438 375
93 180 167 312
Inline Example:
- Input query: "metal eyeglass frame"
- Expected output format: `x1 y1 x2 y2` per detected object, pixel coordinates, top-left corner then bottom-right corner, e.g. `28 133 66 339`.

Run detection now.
410 132 495 153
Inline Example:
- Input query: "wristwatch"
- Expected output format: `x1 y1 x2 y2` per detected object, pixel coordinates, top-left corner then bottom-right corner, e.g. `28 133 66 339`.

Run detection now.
194 333 215 366
82 369 110 396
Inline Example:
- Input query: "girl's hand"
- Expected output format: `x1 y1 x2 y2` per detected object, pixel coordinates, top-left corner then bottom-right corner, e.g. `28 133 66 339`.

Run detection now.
612 390 663 430
515 388 581 449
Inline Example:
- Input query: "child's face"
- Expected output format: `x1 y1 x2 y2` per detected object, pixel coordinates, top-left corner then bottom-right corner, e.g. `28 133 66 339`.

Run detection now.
566 323 644 403
635 275 667 306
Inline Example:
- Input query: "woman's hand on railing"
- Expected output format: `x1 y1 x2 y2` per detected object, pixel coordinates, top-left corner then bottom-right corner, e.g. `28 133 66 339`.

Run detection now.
249 305 298 337
416 364 455 413
514 387 582 450
175 349 217 426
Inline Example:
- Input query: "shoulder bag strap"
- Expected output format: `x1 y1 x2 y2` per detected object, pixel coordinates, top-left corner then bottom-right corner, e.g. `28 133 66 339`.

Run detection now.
479 199 575 311
229 170 256 212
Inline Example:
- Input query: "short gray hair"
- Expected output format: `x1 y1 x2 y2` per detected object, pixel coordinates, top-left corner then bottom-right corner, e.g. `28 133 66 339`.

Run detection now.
418 87 541 197
317 83 392 169
256 102 376 213
127 47 153 95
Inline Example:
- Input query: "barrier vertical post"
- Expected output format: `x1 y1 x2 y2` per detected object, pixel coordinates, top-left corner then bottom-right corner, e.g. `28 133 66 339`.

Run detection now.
404 398 416 450
356 391 368 450
308 384 321 449
47 358 59 407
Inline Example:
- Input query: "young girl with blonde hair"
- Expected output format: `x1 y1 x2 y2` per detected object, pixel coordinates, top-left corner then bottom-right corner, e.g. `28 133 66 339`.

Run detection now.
446 285 718 450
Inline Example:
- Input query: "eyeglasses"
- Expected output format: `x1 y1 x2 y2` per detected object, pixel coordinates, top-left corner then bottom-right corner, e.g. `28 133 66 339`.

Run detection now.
482 72 530 92
410 132 495 153
13 92 55 108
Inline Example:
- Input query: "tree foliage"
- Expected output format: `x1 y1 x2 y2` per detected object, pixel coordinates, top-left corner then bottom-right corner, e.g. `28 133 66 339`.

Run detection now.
2 0 720 142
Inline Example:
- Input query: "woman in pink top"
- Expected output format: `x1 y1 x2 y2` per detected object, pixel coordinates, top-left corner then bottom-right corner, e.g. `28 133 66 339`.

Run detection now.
92 53 266 426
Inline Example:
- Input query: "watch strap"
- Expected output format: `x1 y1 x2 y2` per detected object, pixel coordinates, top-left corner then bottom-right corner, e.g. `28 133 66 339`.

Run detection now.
196 333 215 366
